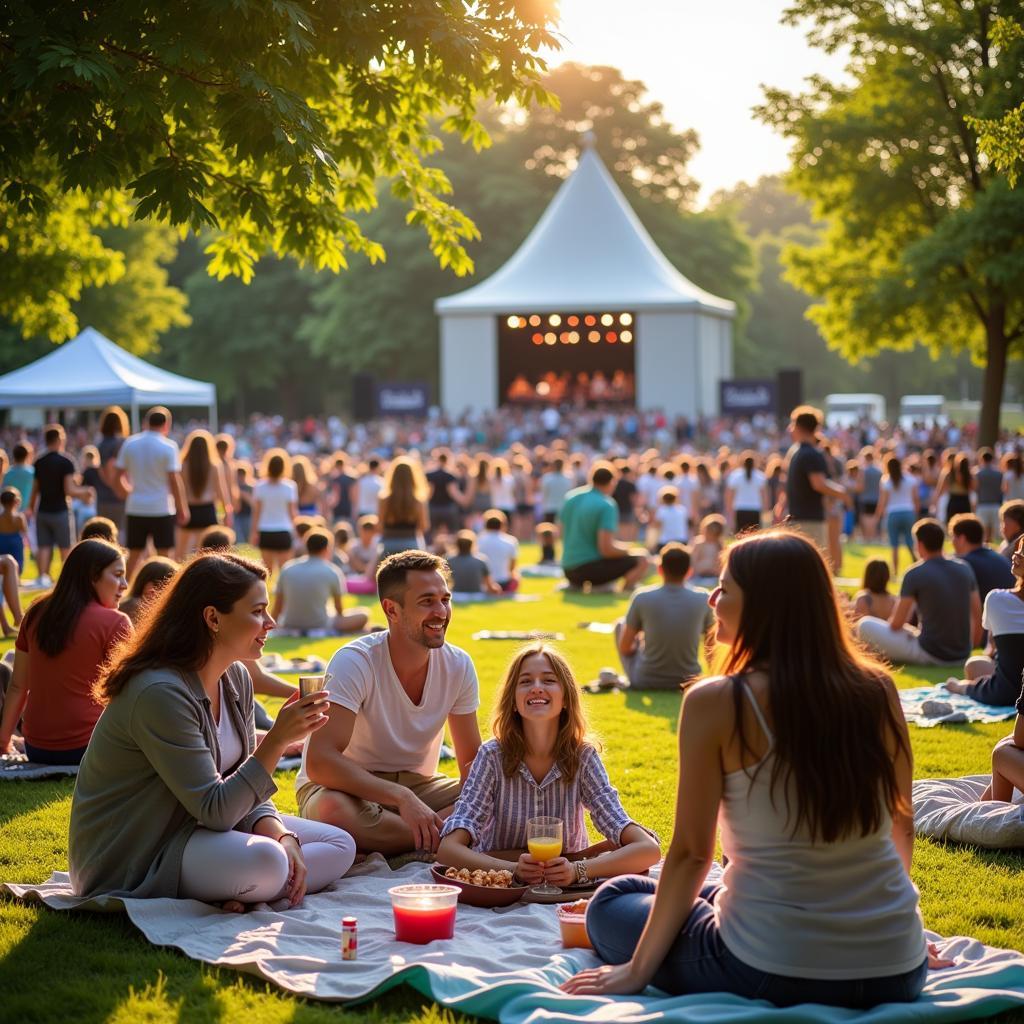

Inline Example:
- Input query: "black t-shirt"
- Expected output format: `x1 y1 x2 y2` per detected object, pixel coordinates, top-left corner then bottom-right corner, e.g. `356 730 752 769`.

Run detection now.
612 478 637 517
330 472 356 518
427 468 457 507
785 442 828 521
34 450 75 513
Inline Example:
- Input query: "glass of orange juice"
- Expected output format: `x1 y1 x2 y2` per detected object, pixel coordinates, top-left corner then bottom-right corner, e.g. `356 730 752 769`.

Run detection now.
527 816 564 896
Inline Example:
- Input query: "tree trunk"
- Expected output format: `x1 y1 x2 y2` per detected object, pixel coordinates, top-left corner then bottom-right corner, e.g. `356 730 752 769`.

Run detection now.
978 303 1008 448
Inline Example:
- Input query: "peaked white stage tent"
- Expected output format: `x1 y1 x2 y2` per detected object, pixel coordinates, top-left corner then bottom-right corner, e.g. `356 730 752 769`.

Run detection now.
0 327 217 429
435 134 735 416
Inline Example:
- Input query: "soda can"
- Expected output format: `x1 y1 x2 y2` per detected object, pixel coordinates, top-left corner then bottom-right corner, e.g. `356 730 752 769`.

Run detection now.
298 675 324 700
341 916 358 960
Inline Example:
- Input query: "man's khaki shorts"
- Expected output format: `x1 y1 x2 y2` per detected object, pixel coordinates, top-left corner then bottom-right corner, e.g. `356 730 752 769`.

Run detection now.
297 770 463 827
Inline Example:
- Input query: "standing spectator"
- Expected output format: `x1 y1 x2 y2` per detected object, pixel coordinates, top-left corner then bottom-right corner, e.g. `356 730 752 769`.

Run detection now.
426 451 463 537
292 455 323 517
476 510 520 592
612 463 639 541
539 457 573 523
233 461 255 549
328 454 357 524
489 459 516 522
355 458 383 517
214 434 240 517
874 456 920 576
936 452 974 524
560 462 648 592
31 424 94 587
999 500 1024 560
114 407 187 577
378 456 429 558
95 406 129 535
3 441 35 511
465 456 492 528
251 448 299 574
653 487 689 550
75 445 101 533
858 449 883 541
781 407 846 559
0 487 29 581
949 514 1014 606
857 519 981 665
510 456 535 540
1002 452 1024 502
974 449 1004 542
616 543 714 690
178 430 233 559
724 452 767 535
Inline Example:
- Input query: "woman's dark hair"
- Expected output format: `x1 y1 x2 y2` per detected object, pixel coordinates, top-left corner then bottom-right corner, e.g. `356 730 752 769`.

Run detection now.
955 453 972 490
27 540 123 657
742 451 754 481
862 558 891 595
97 553 267 703
99 406 129 438
720 529 908 843
126 556 178 600
181 430 218 500
886 455 903 487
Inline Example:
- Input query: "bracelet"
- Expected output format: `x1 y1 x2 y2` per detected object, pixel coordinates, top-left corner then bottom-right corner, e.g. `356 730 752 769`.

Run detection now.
574 858 590 885
277 830 301 847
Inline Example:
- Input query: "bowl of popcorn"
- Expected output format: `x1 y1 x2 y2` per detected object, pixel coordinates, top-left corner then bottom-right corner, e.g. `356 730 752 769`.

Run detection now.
430 864 529 907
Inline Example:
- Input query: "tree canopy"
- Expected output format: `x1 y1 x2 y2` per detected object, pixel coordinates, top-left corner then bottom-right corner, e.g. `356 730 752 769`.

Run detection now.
0 0 557 342
759 0 1024 444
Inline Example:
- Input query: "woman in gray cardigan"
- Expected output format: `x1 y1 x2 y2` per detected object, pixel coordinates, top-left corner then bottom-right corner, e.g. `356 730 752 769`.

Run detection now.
69 552 356 909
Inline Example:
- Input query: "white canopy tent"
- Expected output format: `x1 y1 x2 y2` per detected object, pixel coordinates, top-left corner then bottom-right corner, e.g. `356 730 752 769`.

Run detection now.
435 134 735 416
0 327 217 429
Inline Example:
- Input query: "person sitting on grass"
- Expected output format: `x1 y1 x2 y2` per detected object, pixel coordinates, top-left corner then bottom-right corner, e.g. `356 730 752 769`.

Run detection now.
437 643 660 886
689 514 726 588
0 552 23 639
998 500 1024 561
119 556 179 625
857 518 981 666
945 533 1024 707
79 515 119 543
950 513 1015 609
271 528 370 635
198 525 236 552
0 487 29 579
447 530 502 596
851 559 897 622
536 521 559 565
296 550 482 856
0 540 132 764
616 543 715 691
563 529 951 1007
331 521 352 572
68 552 355 907
653 486 688 551
347 514 379 577
476 510 520 592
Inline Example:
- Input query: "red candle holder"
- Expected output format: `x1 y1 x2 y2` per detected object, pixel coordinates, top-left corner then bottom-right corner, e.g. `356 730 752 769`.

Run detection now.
388 884 460 944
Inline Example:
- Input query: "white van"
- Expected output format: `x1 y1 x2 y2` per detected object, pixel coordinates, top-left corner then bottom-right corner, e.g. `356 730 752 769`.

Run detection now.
824 393 886 427
899 394 947 429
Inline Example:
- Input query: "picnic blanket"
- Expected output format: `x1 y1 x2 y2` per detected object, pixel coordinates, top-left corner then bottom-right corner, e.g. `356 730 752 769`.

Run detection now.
899 685 1017 727
7 857 1024 1022
914 775 1024 848
521 564 565 579
0 751 301 780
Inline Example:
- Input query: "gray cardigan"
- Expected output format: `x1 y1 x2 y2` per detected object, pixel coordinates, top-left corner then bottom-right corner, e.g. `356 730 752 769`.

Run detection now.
69 662 280 899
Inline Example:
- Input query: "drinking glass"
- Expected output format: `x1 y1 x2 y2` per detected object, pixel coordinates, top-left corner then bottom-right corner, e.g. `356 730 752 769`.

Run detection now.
527 815 564 896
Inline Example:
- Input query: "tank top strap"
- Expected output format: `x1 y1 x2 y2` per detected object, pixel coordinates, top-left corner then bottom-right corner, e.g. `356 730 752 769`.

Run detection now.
736 675 774 747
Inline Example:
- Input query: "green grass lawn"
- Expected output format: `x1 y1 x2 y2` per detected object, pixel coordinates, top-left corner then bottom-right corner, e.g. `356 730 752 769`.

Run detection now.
2 543 1024 1022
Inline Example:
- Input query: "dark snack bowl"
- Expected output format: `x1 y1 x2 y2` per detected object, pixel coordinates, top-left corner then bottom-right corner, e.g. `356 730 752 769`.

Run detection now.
430 864 528 908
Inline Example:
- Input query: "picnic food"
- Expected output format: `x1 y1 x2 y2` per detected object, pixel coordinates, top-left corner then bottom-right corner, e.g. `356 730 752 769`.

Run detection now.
443 866 515 888
557 899 592 949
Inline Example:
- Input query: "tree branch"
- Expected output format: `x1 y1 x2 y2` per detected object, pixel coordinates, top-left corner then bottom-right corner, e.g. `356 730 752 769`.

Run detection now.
931 61 983 193
99 42 229 89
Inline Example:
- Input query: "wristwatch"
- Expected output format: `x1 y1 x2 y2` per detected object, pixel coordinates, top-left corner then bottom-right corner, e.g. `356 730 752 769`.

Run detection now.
277 830 301 847
574 859 590 885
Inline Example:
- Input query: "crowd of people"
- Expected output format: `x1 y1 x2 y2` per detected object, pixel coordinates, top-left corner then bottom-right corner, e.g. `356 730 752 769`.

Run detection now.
8 398 1024 1008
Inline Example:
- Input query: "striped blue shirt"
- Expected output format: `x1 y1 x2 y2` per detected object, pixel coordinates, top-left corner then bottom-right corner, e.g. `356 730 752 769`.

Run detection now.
441 738 633 853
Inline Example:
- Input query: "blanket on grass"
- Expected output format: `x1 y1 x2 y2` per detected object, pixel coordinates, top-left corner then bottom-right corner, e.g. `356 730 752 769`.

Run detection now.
899 685 1017 727
6 857 1024 1022
0 751 301 780
914 775 1024 848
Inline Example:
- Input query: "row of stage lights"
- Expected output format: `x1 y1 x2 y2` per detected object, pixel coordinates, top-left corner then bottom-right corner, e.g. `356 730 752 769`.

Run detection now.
506 312 633 346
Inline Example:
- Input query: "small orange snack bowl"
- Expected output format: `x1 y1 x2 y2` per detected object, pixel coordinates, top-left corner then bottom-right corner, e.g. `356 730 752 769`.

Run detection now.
556 899 593 949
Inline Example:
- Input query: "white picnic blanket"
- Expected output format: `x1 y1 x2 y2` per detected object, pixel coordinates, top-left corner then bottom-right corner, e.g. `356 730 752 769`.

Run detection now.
0 751 301 780
899 685 1017 727
7 857 1024 1022
914 775 1024 848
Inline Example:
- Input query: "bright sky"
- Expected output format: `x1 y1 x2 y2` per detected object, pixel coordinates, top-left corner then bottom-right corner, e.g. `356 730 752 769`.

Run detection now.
549 0 849 204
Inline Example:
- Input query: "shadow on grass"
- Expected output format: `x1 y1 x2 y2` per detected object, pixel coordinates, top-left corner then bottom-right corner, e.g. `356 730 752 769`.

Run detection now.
0 776 74 830
624 687 681 728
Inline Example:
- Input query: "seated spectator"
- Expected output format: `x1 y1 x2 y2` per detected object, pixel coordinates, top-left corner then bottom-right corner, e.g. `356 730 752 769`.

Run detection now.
79 515 119 543
689 514 726 588
950 513 1014 606
68 552 355 906
348 515 379 577
535 521 559 564
0 540 132 764
272 528 370 634
476 510 520 592
561 462 648 591
653 486 688 551
0 553 22 638
199 525 236 551
616 544 715 690
447 530 502 595
331 521 352 572
0 486 29 576
852 559 897 622
438 643 659 882
858 519 981 665
297 551 482 855
945 534 1024 706
119 556 179 625
999 500 1024 560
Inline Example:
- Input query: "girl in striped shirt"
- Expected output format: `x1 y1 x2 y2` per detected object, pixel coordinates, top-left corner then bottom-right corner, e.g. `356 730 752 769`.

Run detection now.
438 643 659 888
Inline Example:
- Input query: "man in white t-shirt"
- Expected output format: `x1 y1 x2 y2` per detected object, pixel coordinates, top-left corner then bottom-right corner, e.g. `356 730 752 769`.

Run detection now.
113 406 187 575
476 509 520 591
356 458 383 516
297 550 482 854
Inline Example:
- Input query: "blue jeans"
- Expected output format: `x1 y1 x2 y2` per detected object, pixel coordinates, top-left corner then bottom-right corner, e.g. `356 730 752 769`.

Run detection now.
886 509 917 555
23 741 88 766
585 875 928 1009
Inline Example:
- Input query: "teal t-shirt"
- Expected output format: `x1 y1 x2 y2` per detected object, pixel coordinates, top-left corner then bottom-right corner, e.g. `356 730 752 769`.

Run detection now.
560 486 619 569
2 465 34 506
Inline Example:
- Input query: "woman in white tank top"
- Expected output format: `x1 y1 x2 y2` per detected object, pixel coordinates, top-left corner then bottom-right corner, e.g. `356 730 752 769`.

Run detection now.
564 529 952 1009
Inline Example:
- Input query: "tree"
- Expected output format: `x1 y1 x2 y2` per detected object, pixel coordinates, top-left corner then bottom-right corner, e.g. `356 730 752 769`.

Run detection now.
0 0 558 342
758 1 1024 445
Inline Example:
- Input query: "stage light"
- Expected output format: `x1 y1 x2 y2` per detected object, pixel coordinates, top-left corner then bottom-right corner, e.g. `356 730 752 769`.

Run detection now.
532 333 543 345
569 331 580 343
588 330 600 343
619 313 633 326
529 314 541 327
567 315 579 327
548 314 561 326
537 381 551 396
601 313 614 326
584 315 596 326
544 332 556 345
559 332 569 343
607 331 618 343
621 330 633 343
506 316 518 328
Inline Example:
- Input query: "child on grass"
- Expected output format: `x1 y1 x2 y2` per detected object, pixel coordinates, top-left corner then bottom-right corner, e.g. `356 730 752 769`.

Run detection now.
437 643 659 887
689 514 726 588
0 487 30 578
